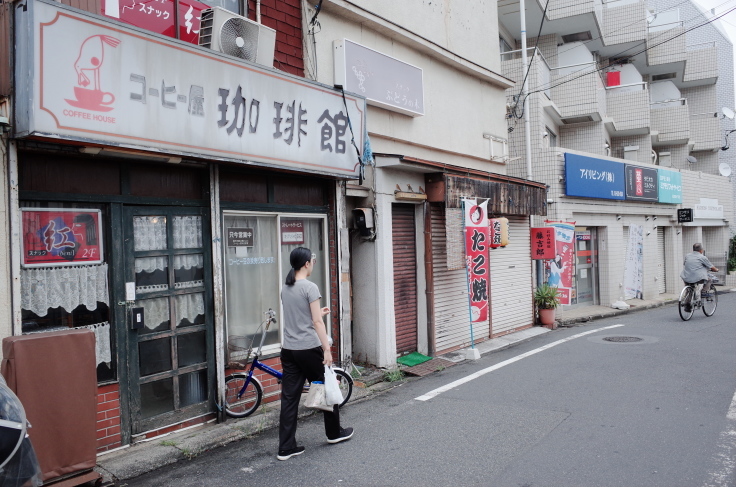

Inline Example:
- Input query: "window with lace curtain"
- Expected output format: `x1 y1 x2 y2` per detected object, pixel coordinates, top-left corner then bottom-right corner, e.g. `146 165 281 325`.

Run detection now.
20 201 114 383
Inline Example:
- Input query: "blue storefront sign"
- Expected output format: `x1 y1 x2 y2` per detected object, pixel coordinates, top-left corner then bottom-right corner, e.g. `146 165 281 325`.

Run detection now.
657 169 682 204
565 153 626 200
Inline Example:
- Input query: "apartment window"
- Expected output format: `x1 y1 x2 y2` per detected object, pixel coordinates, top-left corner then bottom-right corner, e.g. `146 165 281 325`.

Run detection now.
545 127 558 148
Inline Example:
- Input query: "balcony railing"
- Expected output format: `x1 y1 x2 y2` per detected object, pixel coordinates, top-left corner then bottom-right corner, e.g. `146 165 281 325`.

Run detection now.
500 47 552 98
687 41 716 51
605 81 647 92
650 98 687 108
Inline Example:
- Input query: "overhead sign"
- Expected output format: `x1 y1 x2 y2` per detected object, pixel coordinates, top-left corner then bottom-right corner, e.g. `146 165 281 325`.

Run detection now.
677 208 693 223
625 165 658 201
657 169 682 204
693 198 724 219
16 0 366 178
21 209 104 267
565 153 626 200
531 227 555 260
334 39 424 117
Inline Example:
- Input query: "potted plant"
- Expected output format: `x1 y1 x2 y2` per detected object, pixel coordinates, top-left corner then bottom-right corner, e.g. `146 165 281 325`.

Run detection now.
534 284 560 329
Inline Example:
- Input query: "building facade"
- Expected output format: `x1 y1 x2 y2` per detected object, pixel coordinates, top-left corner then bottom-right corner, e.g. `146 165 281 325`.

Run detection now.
498 0 734 309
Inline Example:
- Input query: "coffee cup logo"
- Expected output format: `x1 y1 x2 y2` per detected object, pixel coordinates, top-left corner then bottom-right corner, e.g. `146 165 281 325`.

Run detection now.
65 35 121 112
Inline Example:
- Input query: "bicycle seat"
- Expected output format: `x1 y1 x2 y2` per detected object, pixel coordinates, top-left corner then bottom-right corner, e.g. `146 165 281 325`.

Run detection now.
684 279 707 285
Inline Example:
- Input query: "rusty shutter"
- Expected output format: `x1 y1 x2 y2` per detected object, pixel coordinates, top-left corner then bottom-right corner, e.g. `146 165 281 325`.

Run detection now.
392 204 418 355
430 204 484 354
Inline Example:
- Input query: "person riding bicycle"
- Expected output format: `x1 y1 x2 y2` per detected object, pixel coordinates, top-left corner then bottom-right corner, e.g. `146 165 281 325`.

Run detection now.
277 247 354 461
680 243 718 297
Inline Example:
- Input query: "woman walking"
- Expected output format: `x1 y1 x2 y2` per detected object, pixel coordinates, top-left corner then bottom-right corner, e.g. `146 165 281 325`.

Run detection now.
277 247 354 461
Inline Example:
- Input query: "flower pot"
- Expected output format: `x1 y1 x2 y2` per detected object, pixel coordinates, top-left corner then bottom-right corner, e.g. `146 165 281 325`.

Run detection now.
538 308 557 329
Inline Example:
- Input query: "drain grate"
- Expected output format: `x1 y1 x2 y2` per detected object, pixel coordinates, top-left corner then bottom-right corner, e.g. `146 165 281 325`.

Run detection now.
603 336 643 343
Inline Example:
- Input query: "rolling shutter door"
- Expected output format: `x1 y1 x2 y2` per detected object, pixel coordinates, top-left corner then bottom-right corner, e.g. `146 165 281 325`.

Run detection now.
430 204 477 354
489 217 534 336
392 204 418 355
656 228 666 294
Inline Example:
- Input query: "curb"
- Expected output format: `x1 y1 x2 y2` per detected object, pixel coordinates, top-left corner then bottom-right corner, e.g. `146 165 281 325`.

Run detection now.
557 298 677 327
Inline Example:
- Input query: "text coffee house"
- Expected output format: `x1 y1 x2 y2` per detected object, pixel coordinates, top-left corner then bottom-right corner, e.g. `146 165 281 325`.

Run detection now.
8 0 365 450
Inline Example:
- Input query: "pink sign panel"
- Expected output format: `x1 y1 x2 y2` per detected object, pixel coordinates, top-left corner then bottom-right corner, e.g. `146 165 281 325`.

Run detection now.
21 209 104 267
101 0 210 45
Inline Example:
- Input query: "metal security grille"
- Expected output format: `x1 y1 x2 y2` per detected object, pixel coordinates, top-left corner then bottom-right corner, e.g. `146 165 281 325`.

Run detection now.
657 227 666 294
392 204 418 355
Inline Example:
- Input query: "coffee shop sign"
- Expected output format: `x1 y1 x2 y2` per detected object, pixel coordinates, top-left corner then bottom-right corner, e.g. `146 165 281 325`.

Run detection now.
17 0 366 178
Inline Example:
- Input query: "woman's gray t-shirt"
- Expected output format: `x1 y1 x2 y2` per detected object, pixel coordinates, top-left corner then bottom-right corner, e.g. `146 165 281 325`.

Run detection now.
280 279 322 350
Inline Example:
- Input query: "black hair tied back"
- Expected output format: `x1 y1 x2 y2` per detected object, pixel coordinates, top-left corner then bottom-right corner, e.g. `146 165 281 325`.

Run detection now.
285 247 312 285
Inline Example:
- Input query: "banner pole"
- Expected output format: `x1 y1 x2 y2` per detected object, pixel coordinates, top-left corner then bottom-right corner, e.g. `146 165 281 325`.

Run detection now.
462 199 476 349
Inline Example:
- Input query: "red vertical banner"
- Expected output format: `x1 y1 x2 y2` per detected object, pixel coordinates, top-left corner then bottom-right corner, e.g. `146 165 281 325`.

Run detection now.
464 199 490 323
531 227 555 259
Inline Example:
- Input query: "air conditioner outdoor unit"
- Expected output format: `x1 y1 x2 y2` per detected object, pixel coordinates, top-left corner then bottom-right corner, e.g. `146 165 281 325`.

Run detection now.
198 7 276 67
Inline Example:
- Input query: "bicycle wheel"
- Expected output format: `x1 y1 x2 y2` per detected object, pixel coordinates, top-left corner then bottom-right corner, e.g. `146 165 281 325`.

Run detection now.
224 373 262 418
333 368 353 407
702 289 718 316
678 286 694 321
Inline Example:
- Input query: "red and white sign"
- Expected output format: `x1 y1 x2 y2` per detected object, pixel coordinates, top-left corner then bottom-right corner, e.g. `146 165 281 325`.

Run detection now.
101 0 210 45
21 209 104 267
280 220 305 245
531 227 555 260
464 199 490 324
545 221 575 305
18 0 365 178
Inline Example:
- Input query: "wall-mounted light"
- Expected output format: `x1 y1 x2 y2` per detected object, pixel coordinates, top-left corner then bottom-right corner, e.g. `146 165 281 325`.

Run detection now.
645 216 650 221
616 215 622 221
652 215 657 220
646 231 651 236
677 230 681 235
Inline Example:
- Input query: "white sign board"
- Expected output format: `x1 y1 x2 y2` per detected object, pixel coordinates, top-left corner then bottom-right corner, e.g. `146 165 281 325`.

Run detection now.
623 224 643 300
693 198 724 220
16 0 366 178
334 39 424 117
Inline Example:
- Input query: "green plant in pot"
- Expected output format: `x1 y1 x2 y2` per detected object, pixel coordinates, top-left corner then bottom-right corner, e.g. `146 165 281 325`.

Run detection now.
534 284 560 328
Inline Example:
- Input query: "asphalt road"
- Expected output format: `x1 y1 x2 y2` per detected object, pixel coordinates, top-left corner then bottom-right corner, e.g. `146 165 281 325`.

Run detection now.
126 293 736 487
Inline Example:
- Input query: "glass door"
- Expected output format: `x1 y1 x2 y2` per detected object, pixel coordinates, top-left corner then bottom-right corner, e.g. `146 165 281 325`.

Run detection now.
124 207 213 434
573 227 599 306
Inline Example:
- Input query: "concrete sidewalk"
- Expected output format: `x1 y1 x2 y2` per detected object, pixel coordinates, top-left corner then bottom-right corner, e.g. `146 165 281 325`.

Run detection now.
94 289 730 483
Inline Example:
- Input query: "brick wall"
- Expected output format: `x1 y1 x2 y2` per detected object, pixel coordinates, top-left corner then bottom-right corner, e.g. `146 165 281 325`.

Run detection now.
248 0 304 77
97 384 122 452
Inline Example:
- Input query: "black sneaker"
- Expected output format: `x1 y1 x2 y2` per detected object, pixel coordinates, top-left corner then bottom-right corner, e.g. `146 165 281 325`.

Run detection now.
327 427 354 444
277 446 305 461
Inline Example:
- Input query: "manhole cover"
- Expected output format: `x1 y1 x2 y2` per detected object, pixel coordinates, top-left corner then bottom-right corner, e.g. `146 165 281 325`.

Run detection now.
602 336 643 343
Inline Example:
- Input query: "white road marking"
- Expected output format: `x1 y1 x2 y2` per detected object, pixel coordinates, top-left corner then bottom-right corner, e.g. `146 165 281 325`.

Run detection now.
703 388 736 487
414 324 625 402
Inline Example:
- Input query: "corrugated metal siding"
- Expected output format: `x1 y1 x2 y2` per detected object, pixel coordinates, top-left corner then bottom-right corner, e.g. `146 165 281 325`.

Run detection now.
431 204 487 354
657 228 666 294
489 217 533 335
392 204 418 355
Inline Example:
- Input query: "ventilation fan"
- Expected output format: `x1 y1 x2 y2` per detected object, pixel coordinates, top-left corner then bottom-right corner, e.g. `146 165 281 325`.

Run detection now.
199 7 276 67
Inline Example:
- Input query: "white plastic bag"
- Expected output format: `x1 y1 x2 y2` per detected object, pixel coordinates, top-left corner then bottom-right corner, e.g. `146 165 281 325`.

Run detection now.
324 365 344 406
611 300 630 310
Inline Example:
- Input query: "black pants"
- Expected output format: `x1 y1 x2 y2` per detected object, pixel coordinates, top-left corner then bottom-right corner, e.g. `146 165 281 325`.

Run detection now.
279 347 341 451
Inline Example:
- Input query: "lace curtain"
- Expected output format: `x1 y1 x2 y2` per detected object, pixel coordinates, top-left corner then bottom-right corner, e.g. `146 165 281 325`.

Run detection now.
21 264 109 316
138 293 204 331
133 216 203 273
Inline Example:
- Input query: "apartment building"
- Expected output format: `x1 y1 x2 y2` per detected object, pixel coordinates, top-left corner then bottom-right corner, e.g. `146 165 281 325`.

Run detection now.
498 0 734 308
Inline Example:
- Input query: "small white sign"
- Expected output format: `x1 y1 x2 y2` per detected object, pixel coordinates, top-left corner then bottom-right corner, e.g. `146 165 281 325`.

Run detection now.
693 198 724 220
125 282 136 301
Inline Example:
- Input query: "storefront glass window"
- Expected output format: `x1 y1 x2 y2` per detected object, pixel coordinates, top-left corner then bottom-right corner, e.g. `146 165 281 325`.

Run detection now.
19 201 114 383
223 212 329 356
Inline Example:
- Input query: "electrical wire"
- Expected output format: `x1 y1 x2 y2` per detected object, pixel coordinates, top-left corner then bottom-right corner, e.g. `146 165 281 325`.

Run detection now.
523 3 736 100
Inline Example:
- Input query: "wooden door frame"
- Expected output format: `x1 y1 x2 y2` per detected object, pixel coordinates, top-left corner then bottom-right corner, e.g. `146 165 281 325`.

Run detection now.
121 205 215 436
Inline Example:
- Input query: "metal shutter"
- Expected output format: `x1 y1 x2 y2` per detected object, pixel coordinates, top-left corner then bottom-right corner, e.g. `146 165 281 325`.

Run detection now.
430 204 485 354
656 227 666 294
489 217 534 336
392 204 418 355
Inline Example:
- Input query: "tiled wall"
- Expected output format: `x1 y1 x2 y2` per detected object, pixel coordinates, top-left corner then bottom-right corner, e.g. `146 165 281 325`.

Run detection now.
611 134 653 164
603 1 647 45
248 0 304 76
546 0 598 21
607 89 650 132
551 68 605 119
560 122 607 156
651 105 690 143
684 45 718 82
646 26 686 65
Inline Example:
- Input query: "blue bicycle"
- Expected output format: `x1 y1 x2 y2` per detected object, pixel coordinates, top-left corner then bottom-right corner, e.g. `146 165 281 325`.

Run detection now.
224 309 353 418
